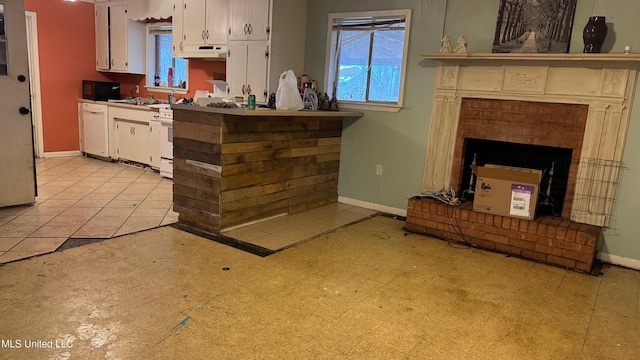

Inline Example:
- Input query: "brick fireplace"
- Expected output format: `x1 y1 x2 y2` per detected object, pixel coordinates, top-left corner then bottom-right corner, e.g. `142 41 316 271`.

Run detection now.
452 98 587 219
407 53 640 272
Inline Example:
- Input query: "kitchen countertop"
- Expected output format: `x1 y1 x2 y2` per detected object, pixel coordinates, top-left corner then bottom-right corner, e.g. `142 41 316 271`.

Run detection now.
170 103 364 118
77 98 168 111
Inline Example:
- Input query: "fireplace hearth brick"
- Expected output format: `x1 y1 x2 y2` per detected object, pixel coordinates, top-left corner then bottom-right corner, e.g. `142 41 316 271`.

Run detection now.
405 197 601 273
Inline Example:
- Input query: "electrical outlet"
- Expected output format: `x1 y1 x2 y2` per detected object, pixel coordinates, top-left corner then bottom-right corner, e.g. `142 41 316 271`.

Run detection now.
376 165 383 176
135 85 140 93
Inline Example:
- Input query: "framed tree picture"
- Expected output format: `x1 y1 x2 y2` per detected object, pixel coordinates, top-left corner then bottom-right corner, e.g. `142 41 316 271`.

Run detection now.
492 0 577 53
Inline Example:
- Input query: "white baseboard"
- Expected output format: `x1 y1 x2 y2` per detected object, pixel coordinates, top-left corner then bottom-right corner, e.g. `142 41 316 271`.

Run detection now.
43 151 83 158
598 253 640 271
338 196 407 217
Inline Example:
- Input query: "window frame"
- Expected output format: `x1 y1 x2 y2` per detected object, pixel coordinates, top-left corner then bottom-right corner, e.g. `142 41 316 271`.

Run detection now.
145 22 188 95
324 9 411 113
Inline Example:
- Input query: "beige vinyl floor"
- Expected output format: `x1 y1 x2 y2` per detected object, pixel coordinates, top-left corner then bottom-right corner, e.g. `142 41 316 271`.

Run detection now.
0 215 638 359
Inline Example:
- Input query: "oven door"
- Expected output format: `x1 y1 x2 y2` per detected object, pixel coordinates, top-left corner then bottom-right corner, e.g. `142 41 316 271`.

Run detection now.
160 118 173 159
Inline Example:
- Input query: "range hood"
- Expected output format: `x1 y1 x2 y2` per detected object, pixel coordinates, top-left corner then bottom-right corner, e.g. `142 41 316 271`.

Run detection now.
183 45 227 59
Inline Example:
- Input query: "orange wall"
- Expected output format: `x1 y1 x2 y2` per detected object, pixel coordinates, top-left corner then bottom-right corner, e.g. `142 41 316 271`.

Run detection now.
24 1 226 152
25 0 110 152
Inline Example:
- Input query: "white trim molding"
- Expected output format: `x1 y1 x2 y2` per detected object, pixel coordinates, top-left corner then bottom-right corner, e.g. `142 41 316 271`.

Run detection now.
598 252 640 271
338 196 407 217
25 12 44 158
44 151 83 158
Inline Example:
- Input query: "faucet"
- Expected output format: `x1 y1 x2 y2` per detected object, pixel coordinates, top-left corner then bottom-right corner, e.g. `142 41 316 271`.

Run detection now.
147 93 156 104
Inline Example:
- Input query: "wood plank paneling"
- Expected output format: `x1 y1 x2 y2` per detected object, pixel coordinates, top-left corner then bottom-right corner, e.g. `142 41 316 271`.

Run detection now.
172 109 351 234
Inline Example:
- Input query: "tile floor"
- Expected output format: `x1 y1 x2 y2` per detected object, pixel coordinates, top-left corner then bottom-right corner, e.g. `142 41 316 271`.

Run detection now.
221 202 378 252
0 216 638 359
0 155 377 264
0 156 177 263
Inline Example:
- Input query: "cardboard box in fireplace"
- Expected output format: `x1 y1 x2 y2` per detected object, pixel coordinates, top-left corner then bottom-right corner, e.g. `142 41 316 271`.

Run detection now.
472 164 542 221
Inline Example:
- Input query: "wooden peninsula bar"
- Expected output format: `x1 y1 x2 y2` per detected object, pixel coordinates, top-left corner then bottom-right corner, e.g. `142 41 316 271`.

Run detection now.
170 104 363 235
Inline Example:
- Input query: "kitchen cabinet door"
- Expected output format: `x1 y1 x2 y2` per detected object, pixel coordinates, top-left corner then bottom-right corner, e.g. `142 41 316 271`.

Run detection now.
229 0 269 41
95 4 110 71
227 44 249 99
172 1 184 56
182 0 206 48
246 0 270 41
116 120 150 165
227 43 268 102
109 4 128 72
246 44 269 102
205 0 228 45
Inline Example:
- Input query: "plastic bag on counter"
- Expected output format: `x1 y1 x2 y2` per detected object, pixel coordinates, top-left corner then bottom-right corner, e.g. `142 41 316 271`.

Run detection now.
275 70 304 111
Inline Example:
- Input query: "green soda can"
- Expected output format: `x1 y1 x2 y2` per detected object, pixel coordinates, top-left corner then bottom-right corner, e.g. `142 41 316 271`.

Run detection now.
248 94 256 110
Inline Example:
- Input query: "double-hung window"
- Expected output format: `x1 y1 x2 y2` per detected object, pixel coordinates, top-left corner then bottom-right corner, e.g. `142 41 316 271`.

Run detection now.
324 9 411 112
146 23 188 94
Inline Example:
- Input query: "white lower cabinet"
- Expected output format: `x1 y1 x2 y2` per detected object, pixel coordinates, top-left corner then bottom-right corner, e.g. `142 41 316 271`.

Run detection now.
110 106 160 167
116 119 149 164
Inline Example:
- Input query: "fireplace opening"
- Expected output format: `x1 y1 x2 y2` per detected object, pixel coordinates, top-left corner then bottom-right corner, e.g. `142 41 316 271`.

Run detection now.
460 138 573 217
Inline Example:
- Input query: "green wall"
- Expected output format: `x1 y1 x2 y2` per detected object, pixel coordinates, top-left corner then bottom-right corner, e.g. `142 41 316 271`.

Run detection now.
304 0 640 264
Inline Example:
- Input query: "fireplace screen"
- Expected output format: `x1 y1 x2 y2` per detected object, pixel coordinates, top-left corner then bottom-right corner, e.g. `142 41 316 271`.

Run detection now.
460 138 573 217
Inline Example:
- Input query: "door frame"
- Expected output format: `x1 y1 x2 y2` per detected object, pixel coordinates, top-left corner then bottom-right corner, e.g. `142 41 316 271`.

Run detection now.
25 11 43 158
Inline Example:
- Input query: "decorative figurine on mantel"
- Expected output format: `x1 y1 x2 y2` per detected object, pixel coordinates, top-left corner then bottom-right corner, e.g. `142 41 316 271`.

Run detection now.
439 35 452 53
454 35 467 54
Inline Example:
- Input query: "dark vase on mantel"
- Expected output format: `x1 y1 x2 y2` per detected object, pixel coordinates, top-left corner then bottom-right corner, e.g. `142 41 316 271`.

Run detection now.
583 16 608 53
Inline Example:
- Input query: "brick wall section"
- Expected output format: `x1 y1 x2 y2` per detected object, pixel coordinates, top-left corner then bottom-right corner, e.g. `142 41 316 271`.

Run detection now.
452 98 588 219
405 197 601 273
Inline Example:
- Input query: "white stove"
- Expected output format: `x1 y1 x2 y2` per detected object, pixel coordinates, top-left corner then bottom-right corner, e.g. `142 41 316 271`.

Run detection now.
159 108 173 179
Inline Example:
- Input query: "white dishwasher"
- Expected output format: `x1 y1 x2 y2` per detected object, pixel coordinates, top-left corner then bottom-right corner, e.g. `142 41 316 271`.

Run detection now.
81 103 109 158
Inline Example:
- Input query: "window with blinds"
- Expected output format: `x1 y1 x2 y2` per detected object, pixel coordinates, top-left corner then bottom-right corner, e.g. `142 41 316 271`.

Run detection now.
324 9 411 111
146 23 188 91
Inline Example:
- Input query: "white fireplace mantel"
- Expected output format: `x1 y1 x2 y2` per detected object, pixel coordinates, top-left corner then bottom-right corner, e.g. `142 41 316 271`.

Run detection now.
420 52 640 227
421 52 640 63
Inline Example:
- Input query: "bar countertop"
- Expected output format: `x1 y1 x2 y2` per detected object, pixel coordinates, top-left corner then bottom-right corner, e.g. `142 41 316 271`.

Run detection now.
170 104 364 118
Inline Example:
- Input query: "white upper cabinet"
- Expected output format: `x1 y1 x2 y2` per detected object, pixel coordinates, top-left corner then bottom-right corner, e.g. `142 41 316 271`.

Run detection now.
174 0 228 57
229 0 270 41
172 1 184 55
206 0 229 44
182 0 207 47
227 43 269 102
109 4 129 72
225 0 307 101
95 5 110 71
95 3 145 74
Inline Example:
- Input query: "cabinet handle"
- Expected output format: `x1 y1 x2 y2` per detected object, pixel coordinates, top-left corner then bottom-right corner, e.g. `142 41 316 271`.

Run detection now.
244 24 248 34
248 23 253 34
242 84 246 95
206 30 209 39
202 30 205 39
180 41 184 51
247 84 251 94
